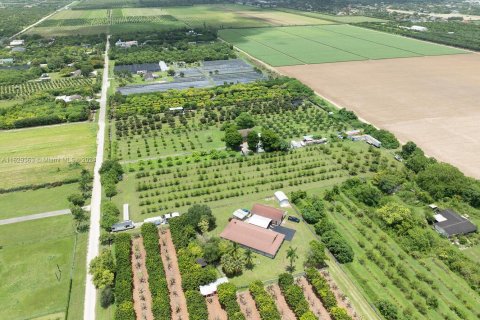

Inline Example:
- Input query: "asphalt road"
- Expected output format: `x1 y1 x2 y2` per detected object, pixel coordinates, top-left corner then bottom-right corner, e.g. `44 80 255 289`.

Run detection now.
83 35 110 320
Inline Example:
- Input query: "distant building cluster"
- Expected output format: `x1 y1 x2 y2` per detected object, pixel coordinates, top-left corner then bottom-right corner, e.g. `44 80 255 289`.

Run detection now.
345 129 381 148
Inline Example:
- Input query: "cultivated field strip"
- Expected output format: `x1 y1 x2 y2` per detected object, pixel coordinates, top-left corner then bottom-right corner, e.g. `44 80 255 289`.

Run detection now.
219 25 466 66
0 78 93 98
330 194 480 319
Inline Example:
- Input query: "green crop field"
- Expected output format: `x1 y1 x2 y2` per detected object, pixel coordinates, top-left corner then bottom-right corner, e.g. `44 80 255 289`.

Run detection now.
219 25 467 66
0 215 86 320
0 123 96 189
30 4 334 36
0 183 79 220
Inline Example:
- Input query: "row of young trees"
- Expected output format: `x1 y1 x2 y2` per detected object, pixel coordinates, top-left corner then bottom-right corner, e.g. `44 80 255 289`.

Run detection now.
249 281 281 320
305 268 352 320
277 273 311 318
140 223 171 319
217 283 246 320
114 234 135 320
168 204 217 319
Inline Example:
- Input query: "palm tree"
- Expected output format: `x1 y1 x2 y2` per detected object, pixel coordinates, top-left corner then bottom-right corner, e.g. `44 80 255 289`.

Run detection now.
286 246 298 273
244 249 254 269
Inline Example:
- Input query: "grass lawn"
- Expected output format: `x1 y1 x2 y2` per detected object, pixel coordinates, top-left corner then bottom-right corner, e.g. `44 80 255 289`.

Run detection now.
463 244 480 262
0 183 79 220
219 24 467 66
0 215 79 320
0 122 96 189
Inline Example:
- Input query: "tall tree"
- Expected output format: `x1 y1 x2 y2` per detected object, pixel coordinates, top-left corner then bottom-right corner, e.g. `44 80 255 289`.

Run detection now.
286 246 298 273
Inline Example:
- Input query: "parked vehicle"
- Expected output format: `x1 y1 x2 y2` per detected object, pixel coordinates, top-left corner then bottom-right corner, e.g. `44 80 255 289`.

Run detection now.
288 216 300 223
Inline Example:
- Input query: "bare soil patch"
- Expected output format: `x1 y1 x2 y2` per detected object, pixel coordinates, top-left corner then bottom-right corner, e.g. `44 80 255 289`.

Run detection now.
131 237 154 320
206 294 228 320
297 276 332 320
278 54 480 179
237 291 261 320
266 284 296 320
158 228 189 320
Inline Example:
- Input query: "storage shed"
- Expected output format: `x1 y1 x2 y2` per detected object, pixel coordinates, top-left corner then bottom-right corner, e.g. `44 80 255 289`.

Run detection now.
274 191 290 207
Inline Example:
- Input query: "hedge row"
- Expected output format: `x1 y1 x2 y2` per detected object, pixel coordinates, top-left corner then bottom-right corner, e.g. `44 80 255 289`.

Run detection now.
185 290 208 320
277 273 311 318
217 283 246 320
249 281 281 320
305 268 352 320
114 234 134 320
141 223 171 319
0 178 78 194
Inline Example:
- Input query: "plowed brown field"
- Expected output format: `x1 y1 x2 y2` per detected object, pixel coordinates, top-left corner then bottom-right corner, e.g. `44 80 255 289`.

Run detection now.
278 54 480 178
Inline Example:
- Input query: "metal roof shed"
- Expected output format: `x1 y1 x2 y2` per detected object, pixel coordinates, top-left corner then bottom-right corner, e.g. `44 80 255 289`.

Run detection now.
246 214 272 229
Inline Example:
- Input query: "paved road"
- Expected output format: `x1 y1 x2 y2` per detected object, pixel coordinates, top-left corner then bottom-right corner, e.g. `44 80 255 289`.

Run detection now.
0 209 70 226
83 35 110 320
9 1 76 39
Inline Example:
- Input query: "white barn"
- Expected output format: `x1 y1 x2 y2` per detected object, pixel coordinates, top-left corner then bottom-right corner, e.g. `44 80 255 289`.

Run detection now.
274 191 290 207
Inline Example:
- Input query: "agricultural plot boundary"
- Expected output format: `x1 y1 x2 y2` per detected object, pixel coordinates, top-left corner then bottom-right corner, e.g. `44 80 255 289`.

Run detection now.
219 25 467 66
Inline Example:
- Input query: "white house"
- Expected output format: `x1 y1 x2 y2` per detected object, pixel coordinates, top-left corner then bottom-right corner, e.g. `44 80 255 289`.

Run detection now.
411 25 428 32
274 191 290 207
115 39 138 48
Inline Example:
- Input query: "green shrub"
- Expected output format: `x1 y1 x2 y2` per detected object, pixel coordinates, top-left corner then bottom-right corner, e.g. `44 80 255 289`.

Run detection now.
249 281 281 320
114 234 133 320
185 290 208 320
217 283 245 320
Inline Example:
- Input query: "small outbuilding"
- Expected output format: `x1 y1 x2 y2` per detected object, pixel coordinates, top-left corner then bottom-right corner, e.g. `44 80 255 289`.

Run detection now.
433 209 477 237
144 216 164 225
251 203 285 226
232 208 249 220
199 277 229 296
246 214 272 229
274 191 290 208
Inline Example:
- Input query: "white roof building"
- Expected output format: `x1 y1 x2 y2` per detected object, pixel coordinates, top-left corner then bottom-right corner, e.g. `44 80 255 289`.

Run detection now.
159 61 168 72
246 214 272 229
10 39 25 46
199 277 229 296
123 203 129 221
411 25 428 32
171 212 180 218
144 216 164 225
274 191 290 208
233 209 249 220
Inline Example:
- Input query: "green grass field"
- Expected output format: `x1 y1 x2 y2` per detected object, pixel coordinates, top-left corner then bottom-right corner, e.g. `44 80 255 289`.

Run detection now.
219 25 467 66
0 215 83 320
29 4 334 36
0 123 96 189
0 183 79 220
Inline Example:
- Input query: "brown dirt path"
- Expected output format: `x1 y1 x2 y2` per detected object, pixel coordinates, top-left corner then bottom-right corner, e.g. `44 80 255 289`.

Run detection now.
206 294 228 320
266 284 296 320
131 237 154 320
297 276 332 320
158 228 189 320
237 291 261 320
322 271 359 319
